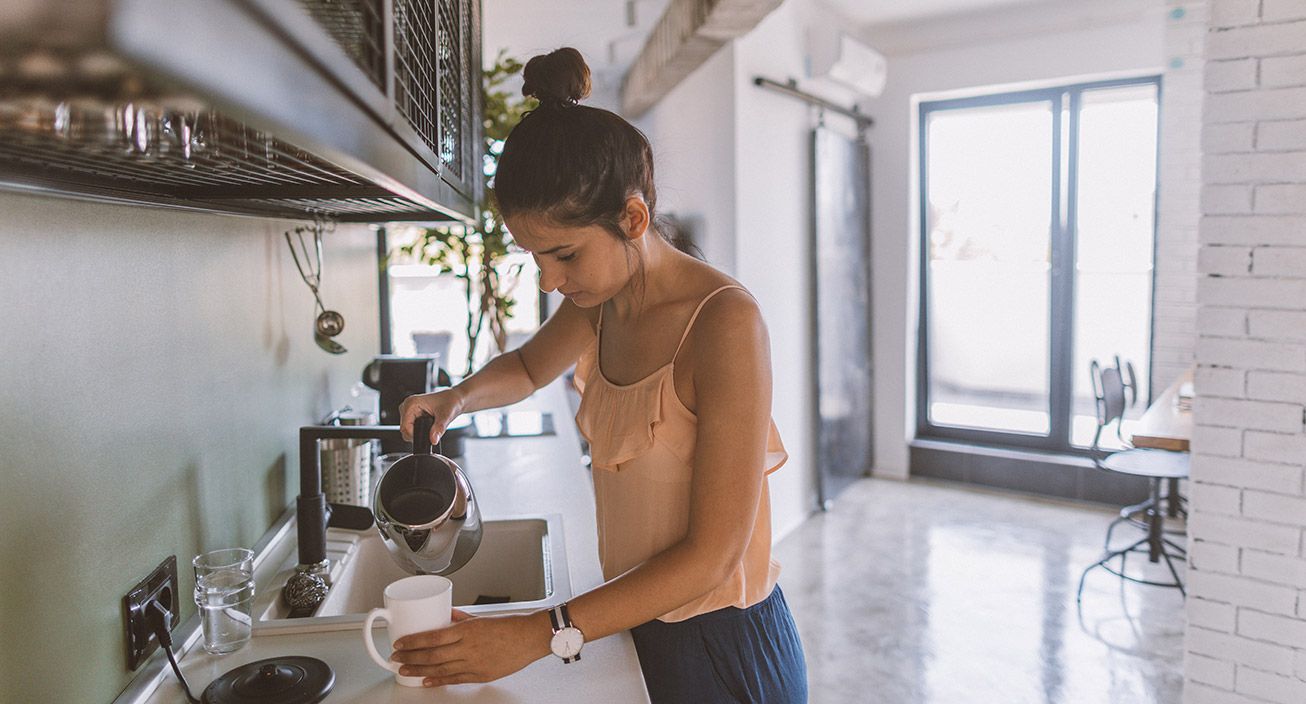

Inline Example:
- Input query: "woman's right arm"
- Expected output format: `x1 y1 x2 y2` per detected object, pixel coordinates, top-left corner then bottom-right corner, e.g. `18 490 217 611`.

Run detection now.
399 298 596 442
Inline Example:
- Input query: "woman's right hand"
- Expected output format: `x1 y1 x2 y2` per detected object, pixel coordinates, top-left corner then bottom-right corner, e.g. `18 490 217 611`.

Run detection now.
399 388 467 446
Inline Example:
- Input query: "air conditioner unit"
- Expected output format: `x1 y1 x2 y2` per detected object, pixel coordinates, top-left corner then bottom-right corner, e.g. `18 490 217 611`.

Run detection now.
807 31 887 98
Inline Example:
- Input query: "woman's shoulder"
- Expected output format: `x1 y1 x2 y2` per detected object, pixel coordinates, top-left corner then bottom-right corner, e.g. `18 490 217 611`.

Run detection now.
677 268 766 345
674 258 757 310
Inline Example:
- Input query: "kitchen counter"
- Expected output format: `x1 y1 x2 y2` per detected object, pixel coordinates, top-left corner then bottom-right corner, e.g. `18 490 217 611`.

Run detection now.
138 380 650 704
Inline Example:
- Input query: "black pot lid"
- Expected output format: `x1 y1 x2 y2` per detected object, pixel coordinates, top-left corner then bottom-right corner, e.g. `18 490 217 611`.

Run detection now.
201 656 334 704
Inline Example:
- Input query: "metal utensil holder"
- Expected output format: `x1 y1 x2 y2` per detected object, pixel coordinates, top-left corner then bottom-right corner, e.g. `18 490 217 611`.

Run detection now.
318 411 377 506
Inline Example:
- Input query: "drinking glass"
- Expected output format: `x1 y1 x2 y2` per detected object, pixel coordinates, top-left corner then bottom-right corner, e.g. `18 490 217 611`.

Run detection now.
192 548 255 654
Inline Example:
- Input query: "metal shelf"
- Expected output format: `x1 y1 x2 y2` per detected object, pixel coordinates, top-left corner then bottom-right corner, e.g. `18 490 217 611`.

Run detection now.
0 0 482 223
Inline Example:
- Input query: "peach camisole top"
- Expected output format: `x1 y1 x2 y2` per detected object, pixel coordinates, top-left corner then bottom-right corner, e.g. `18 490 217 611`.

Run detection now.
573 285 788 623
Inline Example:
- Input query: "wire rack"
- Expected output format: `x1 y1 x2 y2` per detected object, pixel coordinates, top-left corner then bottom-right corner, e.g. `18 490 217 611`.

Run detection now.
394 0 439 162
436 0 464 177
0 1 479 222
0 103 439 220
298 0 386 90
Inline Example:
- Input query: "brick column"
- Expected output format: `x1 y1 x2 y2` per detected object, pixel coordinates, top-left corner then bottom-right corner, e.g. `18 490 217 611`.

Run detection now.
1183 1 1306 702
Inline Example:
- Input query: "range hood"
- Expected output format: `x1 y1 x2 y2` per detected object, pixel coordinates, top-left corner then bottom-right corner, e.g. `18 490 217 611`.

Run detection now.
0 0 482 223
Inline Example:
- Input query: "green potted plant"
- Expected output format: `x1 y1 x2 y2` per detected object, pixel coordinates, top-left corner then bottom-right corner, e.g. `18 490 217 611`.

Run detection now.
392 51 538 375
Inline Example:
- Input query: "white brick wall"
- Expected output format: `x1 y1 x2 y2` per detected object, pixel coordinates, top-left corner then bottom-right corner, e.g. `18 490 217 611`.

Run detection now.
1184 2 1306 702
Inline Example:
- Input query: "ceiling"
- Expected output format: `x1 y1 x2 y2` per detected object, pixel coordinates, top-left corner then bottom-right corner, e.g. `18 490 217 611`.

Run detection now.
821 0 1062 26
481 0 1064 106
482 0 671 108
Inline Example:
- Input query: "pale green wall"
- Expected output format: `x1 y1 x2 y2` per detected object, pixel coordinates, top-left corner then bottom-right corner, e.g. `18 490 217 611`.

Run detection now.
0 192 381 702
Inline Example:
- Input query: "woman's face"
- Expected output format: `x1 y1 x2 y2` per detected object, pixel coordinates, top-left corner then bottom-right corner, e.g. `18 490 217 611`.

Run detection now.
504 213 635 308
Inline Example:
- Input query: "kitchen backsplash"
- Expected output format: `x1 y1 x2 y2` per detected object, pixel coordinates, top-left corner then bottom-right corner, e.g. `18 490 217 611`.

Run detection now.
0 191 380 702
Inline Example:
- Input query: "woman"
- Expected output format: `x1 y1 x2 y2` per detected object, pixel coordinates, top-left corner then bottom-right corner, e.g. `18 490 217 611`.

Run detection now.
393 47 807 703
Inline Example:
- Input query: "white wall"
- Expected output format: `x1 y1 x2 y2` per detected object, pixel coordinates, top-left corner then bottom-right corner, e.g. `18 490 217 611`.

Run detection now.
636 46 738 274
731 0 843 541
0 192 379 701
1183 2 1306 701
1154 0 1207 396
858 1 1169 478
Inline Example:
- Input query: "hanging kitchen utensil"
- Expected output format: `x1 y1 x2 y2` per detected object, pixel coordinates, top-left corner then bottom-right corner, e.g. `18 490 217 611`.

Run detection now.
285 216 348 355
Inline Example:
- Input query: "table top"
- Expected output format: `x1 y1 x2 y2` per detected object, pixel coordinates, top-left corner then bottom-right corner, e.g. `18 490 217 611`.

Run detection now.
1130 368 1193 452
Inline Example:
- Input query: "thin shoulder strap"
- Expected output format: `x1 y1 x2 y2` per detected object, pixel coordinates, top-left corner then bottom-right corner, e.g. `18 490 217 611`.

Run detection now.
672 285 746 360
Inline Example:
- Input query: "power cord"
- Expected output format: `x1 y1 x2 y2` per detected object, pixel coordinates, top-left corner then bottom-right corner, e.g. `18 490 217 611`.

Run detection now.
147 599 201 704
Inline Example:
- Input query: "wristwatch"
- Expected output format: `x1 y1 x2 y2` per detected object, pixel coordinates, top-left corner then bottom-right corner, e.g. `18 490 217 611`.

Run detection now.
548 603 584 663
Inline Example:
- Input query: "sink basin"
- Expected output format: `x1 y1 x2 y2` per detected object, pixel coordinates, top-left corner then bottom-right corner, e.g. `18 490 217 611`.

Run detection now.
252 514 571 634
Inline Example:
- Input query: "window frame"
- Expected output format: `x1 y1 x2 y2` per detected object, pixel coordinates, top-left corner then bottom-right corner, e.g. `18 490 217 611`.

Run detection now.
914 74 1163 455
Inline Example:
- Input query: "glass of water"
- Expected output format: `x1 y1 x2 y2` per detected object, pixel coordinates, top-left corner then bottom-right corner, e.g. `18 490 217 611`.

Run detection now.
192 548 255 654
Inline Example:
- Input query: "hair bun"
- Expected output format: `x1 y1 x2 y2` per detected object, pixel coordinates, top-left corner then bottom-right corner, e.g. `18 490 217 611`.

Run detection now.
522 47 592 105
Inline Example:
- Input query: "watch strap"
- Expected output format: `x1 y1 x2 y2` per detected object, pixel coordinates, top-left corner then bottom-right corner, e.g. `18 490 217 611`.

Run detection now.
548 604 582 663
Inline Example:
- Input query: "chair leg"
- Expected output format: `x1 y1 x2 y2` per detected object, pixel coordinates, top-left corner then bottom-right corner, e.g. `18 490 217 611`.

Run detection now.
1167 478 1181 518
1162 537 1188 555
1160 545 1186 597
1105 515 1131 550
1147 478 1164 563
1078 535 1149 603
1119 496 1156 519
1080 531 1189 600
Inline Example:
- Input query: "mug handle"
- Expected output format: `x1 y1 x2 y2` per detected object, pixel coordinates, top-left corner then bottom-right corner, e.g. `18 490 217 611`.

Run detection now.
362 608 400 674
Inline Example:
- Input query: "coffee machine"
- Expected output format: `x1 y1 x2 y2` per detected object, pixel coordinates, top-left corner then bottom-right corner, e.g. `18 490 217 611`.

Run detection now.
362 356 452 448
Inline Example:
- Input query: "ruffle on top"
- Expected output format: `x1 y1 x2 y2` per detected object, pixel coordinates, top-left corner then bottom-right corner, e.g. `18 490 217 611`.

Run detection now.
574 341 665 472
573 339 789 476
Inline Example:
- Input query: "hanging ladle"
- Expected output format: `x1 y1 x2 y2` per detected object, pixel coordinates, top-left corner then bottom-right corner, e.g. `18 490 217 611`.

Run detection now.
285 218 348 355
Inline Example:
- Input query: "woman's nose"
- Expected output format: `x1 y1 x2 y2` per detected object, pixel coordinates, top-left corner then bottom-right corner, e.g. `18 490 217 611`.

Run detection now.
537 262 562 293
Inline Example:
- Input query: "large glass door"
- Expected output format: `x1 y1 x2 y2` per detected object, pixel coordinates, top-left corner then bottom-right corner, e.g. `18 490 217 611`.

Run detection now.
1070 84 1159 449
923 98 1055 437
917 76 1159 453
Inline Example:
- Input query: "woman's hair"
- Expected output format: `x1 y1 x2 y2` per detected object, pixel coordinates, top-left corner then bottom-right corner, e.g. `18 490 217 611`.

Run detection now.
493 47 660 245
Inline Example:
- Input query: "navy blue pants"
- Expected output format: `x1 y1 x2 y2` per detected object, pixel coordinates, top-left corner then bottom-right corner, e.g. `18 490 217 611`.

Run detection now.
630 585 808 703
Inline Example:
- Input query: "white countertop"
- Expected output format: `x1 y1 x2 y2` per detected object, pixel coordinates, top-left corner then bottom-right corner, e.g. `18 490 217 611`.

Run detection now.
140 381 650 704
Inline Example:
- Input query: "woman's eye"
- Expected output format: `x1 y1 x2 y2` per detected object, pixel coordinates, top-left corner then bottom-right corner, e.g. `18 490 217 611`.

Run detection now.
557 252 577 262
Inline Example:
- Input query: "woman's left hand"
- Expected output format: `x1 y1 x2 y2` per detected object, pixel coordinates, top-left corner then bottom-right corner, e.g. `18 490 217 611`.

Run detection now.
390 609 552 687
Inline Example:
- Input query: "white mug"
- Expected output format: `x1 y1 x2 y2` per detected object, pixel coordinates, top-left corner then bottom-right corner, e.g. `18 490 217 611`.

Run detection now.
363 575 454 687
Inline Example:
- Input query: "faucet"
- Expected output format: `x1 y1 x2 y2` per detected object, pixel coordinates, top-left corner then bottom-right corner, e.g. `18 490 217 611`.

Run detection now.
296 424 405 572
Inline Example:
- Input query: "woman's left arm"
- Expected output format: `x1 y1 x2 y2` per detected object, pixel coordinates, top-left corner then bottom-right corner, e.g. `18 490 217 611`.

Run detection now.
391 290 774 687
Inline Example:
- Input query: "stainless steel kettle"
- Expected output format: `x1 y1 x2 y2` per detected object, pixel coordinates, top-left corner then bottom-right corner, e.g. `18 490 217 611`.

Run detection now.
371 414 481 575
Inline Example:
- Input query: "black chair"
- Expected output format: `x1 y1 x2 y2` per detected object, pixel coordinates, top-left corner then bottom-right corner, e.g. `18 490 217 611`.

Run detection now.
1076 356 1190 601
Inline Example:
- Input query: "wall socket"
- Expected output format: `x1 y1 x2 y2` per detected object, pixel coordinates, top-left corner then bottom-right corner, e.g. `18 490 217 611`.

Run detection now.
122 556 179 671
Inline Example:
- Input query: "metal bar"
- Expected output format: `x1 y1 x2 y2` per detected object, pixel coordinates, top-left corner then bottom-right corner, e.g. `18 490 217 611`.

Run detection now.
167 185 397 199
809 127 827 511
378 226 394 354
915 98 931 440
1049 91 1072 448
753 76 874 130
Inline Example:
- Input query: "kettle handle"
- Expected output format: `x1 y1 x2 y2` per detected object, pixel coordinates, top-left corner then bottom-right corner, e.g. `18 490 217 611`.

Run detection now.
413 414 434 455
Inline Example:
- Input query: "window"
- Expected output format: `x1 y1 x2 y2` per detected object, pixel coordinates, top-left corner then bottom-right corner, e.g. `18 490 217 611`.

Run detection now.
386 225 541 376
917 76 1160 453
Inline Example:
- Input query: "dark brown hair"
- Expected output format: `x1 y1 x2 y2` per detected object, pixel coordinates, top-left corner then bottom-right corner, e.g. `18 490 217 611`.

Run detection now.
493 47 659 245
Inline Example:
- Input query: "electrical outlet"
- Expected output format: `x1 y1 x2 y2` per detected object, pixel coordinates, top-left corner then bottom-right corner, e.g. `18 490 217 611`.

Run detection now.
123 556 179 671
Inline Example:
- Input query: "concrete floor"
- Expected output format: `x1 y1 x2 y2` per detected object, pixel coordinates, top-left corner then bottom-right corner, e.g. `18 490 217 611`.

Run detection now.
773 478 1186 704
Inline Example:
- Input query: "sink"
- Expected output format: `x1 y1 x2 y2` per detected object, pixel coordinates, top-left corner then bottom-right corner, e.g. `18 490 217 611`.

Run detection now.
252 514 571 634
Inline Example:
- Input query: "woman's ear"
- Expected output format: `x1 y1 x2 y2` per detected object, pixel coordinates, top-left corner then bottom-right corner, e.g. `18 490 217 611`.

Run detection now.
622 194 650 241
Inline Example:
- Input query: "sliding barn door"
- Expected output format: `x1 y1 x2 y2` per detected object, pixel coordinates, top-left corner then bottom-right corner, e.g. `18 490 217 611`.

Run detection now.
812 125 873 509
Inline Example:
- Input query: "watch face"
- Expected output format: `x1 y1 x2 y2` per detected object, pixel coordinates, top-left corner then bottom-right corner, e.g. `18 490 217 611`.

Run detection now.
551 627 584 658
